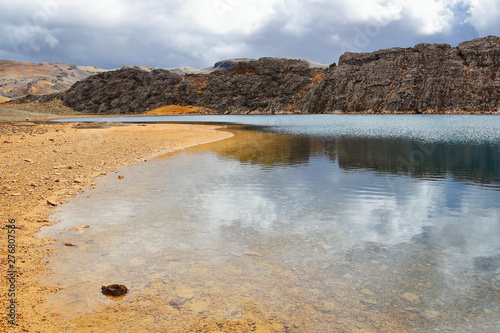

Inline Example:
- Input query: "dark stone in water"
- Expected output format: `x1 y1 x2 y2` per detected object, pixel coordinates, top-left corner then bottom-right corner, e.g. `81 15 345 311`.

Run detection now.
169 297 189 309
101 284 128 297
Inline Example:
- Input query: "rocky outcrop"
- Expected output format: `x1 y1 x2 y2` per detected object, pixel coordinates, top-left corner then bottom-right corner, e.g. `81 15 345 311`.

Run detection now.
52 36 500 114
294 36 500 112
62 68 183 114
212 58 256 71
172 58 322 113
62 58 322 114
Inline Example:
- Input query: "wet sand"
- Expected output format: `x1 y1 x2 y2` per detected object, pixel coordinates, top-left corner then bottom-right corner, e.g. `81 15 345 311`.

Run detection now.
0 114 233 332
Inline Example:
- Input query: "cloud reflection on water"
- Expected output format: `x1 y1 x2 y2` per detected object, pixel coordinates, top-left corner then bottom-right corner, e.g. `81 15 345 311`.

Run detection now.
39 123 500 330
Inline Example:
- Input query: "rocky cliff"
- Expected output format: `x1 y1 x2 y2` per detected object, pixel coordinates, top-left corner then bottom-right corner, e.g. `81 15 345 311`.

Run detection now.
62 58 322 114
294 36 500 112
0 58 268 100
49 36 500 113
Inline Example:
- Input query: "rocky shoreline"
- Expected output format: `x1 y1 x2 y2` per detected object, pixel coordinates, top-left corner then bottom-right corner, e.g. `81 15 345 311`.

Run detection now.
0 118 232 332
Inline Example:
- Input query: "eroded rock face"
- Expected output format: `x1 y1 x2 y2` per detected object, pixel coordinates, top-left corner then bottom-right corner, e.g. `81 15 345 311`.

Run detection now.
174 58 321 113
62 58 320 114
62 68 183 114
60 36 500 114
295 36 500 112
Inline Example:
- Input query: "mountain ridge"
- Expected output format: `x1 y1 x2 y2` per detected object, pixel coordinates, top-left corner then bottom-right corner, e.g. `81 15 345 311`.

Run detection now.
0 58 329 100
59 36 500 114
2 36 499 114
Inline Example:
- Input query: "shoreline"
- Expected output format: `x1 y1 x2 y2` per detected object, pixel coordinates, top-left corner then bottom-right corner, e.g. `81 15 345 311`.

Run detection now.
2 100 499 121
0 120 232 331
1 107 498 331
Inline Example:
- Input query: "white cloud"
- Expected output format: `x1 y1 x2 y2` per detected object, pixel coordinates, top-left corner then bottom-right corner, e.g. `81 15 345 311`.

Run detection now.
400 0 457 34
337 0 460 34
466 0 500 34
186 0 281 35
339 0 403 24
0 0 495 68
3 23 59 52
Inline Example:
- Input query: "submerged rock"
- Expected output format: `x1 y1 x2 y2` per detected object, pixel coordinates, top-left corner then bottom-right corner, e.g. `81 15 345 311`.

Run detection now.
75 225 90 231
101 284 128 297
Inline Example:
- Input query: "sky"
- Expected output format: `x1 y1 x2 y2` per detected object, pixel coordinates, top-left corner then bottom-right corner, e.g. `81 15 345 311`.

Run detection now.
0 0 498 69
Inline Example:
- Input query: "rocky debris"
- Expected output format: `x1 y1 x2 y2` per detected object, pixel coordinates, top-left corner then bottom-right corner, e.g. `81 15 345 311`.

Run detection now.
101 284 128 297
64 242 77 247
57 36 500 114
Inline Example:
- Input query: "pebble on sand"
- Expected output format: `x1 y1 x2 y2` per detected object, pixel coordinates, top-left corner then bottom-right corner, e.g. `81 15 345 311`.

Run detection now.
46 199 58 206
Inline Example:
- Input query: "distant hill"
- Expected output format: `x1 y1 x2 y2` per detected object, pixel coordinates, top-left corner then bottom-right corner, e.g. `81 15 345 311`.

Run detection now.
0 58 329 100
0 60 108 99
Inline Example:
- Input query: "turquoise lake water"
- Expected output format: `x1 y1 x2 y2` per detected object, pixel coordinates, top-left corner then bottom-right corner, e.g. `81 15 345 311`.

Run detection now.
43 115 500 331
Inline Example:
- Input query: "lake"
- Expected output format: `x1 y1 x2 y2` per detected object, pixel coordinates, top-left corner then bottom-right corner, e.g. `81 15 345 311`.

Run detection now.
42 115 500 331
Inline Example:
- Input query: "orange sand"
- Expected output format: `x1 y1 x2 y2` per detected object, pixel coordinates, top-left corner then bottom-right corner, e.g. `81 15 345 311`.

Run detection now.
0 120 232 332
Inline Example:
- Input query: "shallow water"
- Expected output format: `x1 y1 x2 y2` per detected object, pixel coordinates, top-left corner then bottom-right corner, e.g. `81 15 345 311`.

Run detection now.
41 116 500 331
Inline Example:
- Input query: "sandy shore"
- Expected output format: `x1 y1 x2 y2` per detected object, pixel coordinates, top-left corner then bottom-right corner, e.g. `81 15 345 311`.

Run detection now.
0 117 232 332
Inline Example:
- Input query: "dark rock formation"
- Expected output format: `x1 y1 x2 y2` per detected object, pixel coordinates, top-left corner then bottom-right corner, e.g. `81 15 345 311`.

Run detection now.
212 58 256 71
295 36 500 112
62 68 183 114
59 36 500 114
62 58 321 114
173 58 322 113
101 284 128 297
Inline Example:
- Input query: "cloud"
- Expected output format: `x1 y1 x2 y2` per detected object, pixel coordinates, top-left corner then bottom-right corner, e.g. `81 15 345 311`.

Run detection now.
466 0 500 34
2 24 59 53
187 0 280 35
0 0 497 68
399 0 458 34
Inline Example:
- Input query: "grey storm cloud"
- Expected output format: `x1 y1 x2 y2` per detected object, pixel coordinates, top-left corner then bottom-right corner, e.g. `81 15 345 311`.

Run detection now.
0 0 498 69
